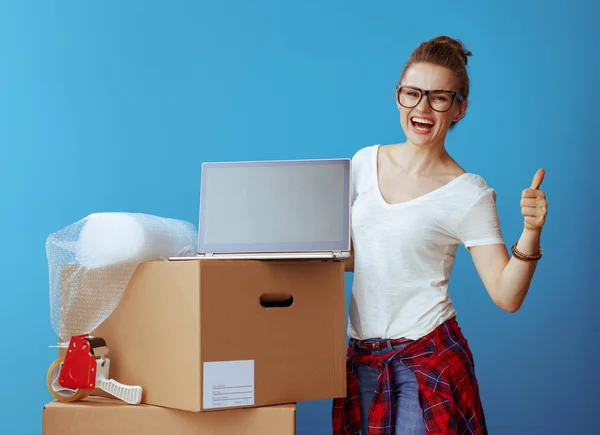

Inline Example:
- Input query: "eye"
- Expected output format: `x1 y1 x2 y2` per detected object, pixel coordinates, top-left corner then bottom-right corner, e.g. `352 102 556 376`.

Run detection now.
400 88 418 97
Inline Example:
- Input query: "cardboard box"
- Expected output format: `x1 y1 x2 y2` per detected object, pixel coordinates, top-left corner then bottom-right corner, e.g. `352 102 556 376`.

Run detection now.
72 259 347 412
42 396 296 435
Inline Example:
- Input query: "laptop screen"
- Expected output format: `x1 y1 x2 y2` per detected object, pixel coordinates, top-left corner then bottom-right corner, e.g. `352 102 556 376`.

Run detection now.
198 159 351 254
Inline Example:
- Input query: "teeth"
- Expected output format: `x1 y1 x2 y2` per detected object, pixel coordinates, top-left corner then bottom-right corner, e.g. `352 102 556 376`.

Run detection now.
411 117 434 125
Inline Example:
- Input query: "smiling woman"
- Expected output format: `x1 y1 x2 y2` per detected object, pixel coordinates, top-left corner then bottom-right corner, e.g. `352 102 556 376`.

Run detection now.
332 36 548 435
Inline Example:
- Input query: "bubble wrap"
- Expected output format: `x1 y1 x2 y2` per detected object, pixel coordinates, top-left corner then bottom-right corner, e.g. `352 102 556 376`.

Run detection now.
46 212 198 341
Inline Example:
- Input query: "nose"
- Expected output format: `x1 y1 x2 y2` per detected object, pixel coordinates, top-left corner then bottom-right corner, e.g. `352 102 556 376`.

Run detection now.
415 94 431 112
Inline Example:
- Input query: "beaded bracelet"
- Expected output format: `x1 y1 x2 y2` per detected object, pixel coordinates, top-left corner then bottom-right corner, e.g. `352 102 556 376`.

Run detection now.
511 242 543 261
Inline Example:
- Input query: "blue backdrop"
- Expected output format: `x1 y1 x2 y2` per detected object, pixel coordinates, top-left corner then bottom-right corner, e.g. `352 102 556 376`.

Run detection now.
1 1 598 434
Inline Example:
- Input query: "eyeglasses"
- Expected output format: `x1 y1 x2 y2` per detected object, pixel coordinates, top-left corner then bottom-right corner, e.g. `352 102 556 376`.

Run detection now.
396 85 464 113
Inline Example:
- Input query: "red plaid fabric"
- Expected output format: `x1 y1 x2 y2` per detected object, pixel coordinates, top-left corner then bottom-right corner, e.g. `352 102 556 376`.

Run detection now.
332 317 488 435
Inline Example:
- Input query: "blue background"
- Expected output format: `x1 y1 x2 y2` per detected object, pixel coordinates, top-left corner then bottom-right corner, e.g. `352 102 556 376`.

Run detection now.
1 1 598 434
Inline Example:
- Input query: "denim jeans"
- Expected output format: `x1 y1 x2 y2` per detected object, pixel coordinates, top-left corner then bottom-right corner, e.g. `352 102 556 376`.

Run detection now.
351 338 426 435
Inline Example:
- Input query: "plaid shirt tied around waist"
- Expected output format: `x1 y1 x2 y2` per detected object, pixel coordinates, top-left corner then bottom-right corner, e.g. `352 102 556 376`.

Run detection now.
332 317 488 435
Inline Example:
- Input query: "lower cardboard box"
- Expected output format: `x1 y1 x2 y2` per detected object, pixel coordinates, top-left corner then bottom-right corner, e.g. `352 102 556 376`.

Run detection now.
42 396 296 435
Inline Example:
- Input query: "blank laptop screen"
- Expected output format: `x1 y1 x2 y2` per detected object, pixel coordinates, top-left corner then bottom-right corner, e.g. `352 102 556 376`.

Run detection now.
198 159 350 253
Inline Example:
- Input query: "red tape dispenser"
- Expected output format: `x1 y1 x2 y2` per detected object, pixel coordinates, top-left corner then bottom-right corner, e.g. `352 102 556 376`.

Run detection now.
47 334 142 404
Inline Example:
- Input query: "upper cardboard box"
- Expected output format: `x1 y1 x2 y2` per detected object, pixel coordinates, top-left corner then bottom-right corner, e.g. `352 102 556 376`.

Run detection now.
61 259 347 412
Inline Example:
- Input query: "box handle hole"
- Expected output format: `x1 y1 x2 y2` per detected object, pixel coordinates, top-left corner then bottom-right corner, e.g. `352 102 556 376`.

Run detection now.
260 293 294 308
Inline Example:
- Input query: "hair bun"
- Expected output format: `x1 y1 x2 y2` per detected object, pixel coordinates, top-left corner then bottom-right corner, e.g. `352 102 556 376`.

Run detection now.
431 36 472 65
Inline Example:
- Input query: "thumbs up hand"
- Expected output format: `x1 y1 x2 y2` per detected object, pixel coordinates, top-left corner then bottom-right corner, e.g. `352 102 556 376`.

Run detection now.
521 168 548 231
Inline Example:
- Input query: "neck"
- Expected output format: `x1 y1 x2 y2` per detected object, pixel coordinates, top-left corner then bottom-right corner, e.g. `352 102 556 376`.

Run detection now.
393 139 450 176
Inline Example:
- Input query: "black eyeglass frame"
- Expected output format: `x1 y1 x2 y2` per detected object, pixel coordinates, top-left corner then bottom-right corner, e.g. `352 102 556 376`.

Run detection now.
396 85 465 113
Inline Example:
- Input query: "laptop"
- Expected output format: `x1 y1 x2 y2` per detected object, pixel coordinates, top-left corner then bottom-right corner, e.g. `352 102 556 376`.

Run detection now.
169 157 351 261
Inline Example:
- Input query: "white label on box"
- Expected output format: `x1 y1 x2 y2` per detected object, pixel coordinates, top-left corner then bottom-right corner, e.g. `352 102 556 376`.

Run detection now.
202 360 255 409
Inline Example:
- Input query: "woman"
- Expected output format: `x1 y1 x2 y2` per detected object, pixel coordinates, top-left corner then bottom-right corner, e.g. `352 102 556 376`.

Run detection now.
332 36 547 435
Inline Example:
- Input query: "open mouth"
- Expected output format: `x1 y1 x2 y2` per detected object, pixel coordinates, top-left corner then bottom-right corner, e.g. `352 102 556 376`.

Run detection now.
410 116 435 133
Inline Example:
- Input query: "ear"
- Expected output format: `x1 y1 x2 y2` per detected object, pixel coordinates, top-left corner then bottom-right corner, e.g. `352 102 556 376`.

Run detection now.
454 99 468 122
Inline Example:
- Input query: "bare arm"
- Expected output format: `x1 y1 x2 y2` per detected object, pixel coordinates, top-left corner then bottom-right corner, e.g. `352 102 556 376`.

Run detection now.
469 169 547 313
469 228 541 312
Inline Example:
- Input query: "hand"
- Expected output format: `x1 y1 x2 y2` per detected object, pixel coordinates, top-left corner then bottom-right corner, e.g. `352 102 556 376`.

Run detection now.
521 168 548 231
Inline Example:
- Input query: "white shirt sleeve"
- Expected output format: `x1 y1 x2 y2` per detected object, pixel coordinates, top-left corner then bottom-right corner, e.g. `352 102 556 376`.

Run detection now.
456 188 505 248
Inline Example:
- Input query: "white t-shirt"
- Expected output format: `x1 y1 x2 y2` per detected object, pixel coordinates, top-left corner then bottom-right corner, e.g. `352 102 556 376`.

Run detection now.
347 145 505 341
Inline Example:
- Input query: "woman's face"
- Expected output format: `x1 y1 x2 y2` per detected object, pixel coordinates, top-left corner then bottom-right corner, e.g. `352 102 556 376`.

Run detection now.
397 62 468 147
